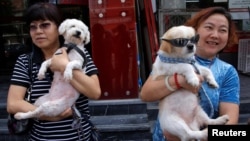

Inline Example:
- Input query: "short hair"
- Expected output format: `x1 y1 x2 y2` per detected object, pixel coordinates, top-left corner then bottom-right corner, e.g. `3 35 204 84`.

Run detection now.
185 7 238 49
25 2 62 27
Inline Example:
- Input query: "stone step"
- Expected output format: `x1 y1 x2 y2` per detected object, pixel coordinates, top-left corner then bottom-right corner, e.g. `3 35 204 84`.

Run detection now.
146 101 159 121
89 99 148 116
0 114 152 140
0 103 7 119
0 99 152 140
0 114 151 132
0 119 8 135
92 114 151 132
238 113 250 124
89 99 152 140
239 99 250 114
0 134 28 141
101 132 152 141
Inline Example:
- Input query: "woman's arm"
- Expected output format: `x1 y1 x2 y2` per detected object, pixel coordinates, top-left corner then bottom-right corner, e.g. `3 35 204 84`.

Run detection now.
218 67 240 124
219 102 239 124
140 75 175 102
70 71 101 99
140 74 202 102
7 85 69 121
7 85 36 114
50 48 101 100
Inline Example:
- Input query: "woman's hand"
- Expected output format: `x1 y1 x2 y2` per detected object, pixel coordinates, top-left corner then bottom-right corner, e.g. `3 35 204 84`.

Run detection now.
50 47 69 73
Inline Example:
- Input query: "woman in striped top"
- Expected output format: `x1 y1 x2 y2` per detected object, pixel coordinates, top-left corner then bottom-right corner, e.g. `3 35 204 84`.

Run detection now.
7 2 101 141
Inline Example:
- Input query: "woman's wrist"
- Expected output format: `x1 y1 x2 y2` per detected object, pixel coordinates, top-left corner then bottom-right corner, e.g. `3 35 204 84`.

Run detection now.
165 76 176 91
174 73 181 89
164 75 180 91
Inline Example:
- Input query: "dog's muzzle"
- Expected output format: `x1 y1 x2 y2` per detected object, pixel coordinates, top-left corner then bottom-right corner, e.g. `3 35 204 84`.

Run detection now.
73 31 81 38
187 43 194 50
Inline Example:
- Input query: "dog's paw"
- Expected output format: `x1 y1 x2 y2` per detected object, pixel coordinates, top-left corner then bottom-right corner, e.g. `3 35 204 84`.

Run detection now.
208 80 219 88
37 67 47 80
64 69 73 81
213 114 229 125
206 75 219 88
187 77 200 87
37 71 45 80
14 112 26 120
200 128 208 140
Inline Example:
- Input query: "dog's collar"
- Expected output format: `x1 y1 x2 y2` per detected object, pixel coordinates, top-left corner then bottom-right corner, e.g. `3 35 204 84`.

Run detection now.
63 43 88 68
158 54 195 64
158 54 200 74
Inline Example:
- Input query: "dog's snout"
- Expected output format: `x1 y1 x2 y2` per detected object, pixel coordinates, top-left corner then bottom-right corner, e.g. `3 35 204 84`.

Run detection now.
73 31 81 38
76 31 81 36
187 44 194 50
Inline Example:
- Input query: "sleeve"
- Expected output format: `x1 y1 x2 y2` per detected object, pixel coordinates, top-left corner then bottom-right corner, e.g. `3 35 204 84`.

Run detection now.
84 49 99 76
219 66 240 104
10 54 30 88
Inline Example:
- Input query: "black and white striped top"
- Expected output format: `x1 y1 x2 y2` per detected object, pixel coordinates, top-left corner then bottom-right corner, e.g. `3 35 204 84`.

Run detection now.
10 47 98 141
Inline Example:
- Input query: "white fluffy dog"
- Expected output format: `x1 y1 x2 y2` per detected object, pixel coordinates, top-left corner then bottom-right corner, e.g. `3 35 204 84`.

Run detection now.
14 19 90 119
152 25 229 141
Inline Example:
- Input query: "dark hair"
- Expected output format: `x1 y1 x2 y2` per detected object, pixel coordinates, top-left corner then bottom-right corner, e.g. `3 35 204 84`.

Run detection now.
185 7 238 49
25 2 62 27
24 2 64 52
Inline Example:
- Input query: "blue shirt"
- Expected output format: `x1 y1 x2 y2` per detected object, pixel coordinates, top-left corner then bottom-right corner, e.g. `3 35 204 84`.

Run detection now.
153 55 240 141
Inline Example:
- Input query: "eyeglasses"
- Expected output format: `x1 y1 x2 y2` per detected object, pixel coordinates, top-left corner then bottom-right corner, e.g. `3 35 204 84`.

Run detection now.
29 22 52 32
161 34 200 47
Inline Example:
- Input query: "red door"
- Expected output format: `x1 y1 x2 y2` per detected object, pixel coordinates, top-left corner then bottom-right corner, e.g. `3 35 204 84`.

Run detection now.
89 0 138 99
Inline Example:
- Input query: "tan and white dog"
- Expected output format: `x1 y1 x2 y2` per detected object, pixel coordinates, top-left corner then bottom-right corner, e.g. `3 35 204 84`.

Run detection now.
14 19 90 119
152 25 229 141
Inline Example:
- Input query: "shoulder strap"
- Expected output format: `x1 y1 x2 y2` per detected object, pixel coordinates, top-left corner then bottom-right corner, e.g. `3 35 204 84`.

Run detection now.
63 43 88 68
28 52 33 80
25 52 33 102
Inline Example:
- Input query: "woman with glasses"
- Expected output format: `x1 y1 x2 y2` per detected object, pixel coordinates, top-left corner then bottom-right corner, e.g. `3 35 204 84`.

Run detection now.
140 7 239 141
6 2 101 140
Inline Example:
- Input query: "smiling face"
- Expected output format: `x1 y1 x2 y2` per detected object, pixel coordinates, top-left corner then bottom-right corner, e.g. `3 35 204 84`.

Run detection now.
196 14 229 59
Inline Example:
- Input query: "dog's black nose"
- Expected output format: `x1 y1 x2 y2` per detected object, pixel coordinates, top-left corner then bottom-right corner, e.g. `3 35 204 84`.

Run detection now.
76 31 81 36
73 31 81 38
187 44 194 50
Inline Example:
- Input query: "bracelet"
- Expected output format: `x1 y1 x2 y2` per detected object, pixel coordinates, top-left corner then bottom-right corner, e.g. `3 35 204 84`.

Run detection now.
174 73 181 89
165 76 176 91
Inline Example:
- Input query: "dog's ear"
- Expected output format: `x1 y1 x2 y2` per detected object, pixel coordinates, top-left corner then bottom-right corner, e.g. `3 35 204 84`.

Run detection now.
160 41 171 54
84 30 90 45
160 31 172 53
58 19 69 35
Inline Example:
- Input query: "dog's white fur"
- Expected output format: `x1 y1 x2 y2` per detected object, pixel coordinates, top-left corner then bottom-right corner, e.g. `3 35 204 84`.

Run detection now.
152 25 229 141
14 19 90 119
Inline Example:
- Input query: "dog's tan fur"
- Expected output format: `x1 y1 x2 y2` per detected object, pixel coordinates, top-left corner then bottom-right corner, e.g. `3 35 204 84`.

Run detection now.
152 25 229 141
